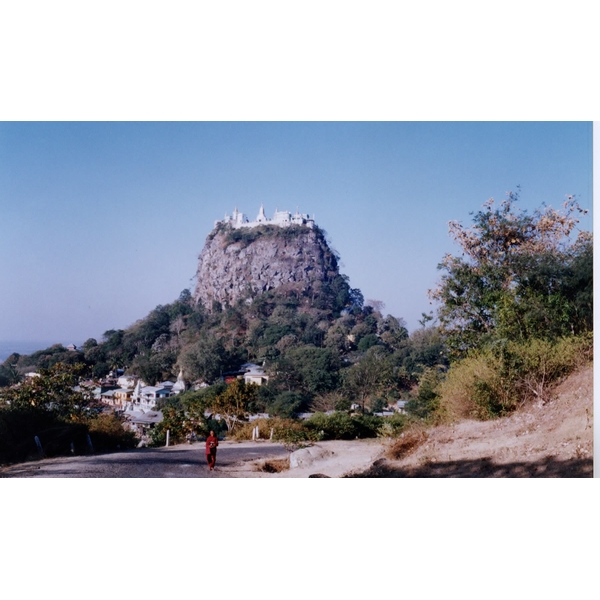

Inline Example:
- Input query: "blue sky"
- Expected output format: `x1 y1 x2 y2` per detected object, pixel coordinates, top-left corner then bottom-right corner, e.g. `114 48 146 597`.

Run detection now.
0 122 592 344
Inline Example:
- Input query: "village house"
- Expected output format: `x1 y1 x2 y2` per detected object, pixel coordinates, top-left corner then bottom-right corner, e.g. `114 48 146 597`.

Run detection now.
221 363 269 385
100 389 117 405
113 388 133 408
241 362 269 386
122 409 163 445
135 384 171 409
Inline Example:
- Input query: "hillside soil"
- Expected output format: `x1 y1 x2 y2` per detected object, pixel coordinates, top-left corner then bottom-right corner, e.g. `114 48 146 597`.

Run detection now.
351 365 593 478
1 366 592 478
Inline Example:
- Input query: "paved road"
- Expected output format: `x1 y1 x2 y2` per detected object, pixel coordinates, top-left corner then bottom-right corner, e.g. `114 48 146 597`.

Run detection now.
0 441 289 478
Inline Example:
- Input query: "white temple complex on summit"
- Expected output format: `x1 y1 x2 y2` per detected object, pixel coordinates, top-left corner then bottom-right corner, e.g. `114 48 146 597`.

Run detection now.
215 204 315 230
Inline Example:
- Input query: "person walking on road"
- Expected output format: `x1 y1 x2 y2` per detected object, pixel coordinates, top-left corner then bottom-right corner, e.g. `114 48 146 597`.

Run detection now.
205 430 219 471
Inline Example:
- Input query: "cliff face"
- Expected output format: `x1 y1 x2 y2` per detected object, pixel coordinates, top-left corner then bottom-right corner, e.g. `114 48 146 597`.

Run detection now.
194 225 340 308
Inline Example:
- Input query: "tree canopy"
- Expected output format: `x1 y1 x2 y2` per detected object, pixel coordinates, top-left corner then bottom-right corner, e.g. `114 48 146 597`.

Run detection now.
429 191 592 356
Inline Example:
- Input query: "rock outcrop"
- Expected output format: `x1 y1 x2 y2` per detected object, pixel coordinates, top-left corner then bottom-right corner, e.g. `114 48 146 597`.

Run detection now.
194 224 340 309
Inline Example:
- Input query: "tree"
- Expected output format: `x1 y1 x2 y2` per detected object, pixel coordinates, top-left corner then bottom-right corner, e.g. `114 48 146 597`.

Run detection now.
210 379 258 432
0 362 96 419
82 338 98 351
378 315 409 351
365 299 385 313
405 367 444 419
267 390 304 418
343 347 394 413
310 390 348 412
271 346 341 398
170 315 186 340
0 358 21 387
430 191 592 355
179 335 227 383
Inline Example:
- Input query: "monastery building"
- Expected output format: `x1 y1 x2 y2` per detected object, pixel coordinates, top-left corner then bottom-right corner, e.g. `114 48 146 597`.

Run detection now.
215 204 315 229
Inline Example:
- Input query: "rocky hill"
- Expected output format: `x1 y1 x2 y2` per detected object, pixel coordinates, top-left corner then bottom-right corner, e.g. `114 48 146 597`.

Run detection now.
194 224 341 309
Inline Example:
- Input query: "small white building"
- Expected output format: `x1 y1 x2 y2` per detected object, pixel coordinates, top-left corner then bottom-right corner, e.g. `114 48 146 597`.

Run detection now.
241 362 269 386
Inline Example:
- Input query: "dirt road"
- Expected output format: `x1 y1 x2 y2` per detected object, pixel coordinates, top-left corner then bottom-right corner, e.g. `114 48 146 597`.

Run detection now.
0 441 290 478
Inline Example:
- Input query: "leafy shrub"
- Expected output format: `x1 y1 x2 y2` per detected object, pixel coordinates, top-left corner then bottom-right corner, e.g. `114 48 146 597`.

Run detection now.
305 412 383 440
438 334 592 420
86 413 138 452
272 419 319 444
267 391 305 418
149 406 188 447
229 417 320 443
229 418 272 441
0 407 137 464
305 412 354 439
405 367 445 420
377 412 409 437
352 414 384 438
357 334 380 352
0 407 91 463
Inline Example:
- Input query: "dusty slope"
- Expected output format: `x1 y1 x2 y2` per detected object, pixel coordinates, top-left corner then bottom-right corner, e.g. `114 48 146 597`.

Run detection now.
351 365 593 478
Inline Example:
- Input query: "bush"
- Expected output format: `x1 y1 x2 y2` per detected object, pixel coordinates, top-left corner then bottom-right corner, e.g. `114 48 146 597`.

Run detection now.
438 334 592 421
229 418 272 441
377 412 409 437
352 414 384 438
305 412 383 440
229 417 320 444
406 367 445 421
0 408 86 463
305 412 354 439
0 407 138 464
219 411 410 443
267 391 305 418
87 413 138 453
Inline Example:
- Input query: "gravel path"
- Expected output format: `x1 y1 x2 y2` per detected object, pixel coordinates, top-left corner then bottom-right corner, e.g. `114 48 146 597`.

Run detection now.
0 441 290 478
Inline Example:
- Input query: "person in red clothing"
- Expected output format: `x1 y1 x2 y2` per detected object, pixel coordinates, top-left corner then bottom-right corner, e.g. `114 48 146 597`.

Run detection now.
205 430 219 471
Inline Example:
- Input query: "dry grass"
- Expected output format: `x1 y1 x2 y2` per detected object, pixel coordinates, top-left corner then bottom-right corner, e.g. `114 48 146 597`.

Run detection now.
253 456 290 473
385 427 428 460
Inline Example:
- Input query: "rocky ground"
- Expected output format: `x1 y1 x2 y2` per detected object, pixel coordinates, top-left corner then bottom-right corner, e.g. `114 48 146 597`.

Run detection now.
1 366 593 478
